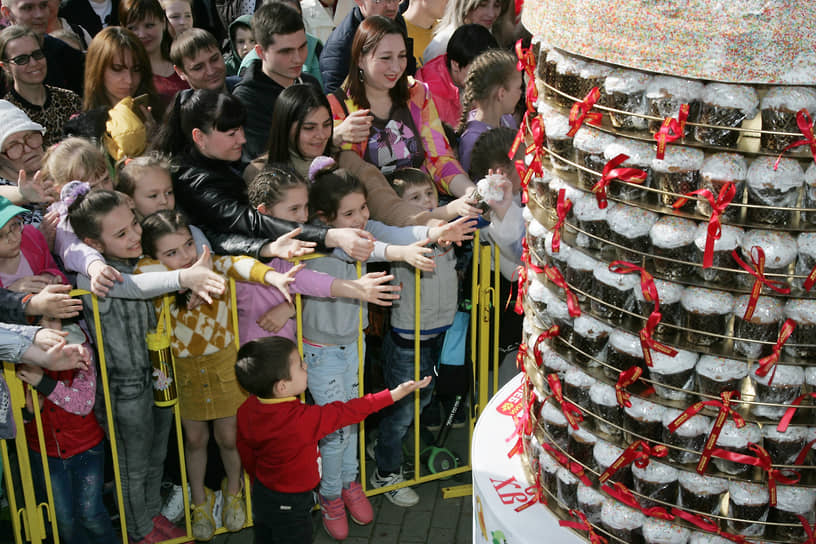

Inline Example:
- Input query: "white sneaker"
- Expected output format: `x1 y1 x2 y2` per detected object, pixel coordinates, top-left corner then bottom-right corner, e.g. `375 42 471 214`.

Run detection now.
160 484 185 524
370 469 419 507
212 490 224 529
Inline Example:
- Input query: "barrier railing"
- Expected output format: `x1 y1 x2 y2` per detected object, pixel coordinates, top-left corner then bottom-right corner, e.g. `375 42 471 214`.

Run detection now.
2 234 504 542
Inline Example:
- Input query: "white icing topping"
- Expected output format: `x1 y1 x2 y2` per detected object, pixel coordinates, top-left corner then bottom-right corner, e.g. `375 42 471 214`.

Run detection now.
543 109 572 139
681 287 734 314
607 204 659 238
557 466 579 485
589 382 618 407
761 86 816 112
546 296 572 321
650 349 698 374
541 401 568 424
528 218 549 238
694 223 743 252
545 231 573 260
774 486 816 514
555 52 587 75
578 484 605 506
573 193 613 221
733 295 784 324
624 397 666 422
605 69 652 94
678 472 728 494
762 424 808 442
633 278 684 305
545 48 567 66
649 216 698 249
528 278 548 302
689 531 733 544
594 440 624 468
741 229 797 268
542 349 571 373
579 61 613 79
752 364 803 386
593 263 641 290
573 315 612 339
716 421 761 448
642 518 690 544
651 145 705 172
728 480 769 505
746 156 806 192
701 83 759 117
601 499 645 531
806 162 816 188
604 138 657 167
568 424 597 444
573 125 617 154
549 176 584 206
610 329 643 358
798 232 816 257
539 450 560 473
695 355 749 381
784 298 816 324
646 76 705 102
565 367 597 388
662 407 710 437
632 460 679 483
567 249 601 271
700 153 748 182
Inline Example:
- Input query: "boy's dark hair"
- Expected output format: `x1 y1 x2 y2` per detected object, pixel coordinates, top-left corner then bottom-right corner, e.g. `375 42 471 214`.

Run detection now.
469 127 517 181
170 28 219 68
446 24 499 73
235 337 298 397
386 168 434 198
252 2 304 49
248 165 307 208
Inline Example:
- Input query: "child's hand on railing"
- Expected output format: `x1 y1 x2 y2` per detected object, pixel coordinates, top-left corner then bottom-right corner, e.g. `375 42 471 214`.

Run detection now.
429 215 477 246
387 239 435 272
354 271 401 306
25 284 83 319
178 246 226 304
87 260 124 297
261 227 317 260
256 301 296 332
15 364 44 387
264 263 305 304
25 341 90 372
390 376 433 402
326 228 376 261
33 327 68 350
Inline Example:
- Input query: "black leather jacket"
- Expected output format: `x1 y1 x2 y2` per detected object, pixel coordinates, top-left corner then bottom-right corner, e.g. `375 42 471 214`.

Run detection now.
171 150 329 251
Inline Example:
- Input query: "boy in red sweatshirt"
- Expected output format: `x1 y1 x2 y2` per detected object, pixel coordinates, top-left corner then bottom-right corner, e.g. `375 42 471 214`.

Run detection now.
235 337 430 543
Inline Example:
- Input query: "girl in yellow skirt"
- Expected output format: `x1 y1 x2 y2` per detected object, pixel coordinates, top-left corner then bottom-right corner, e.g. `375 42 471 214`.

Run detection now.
135 208 302 541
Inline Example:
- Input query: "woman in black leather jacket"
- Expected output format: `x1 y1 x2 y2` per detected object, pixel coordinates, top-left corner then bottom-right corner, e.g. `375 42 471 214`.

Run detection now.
152 89 375 261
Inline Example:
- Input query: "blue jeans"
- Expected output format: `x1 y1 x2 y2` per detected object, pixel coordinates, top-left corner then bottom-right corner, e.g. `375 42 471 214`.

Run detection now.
303 342 361 499
29 442 116 544
375 331 439 474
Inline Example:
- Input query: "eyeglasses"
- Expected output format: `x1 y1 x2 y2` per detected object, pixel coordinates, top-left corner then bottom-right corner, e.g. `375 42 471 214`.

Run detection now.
0 219 22 242
3 49 45 66
2 132 43 160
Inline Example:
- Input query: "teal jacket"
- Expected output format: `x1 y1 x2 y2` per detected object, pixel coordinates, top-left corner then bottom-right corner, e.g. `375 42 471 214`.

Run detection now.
238 32 323 87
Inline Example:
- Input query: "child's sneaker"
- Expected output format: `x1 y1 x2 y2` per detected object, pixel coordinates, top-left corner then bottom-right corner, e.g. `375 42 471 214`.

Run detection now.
220 478 246 532
190 488 216 541
370 469 419 507
152 515 188 540
212 489 223 529
341 482 373 525
318 493 349 540
160 484 186 524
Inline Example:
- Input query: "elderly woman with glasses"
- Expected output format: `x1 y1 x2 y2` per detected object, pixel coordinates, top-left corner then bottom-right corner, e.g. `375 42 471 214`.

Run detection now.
0 25 82 147
0 100 52 225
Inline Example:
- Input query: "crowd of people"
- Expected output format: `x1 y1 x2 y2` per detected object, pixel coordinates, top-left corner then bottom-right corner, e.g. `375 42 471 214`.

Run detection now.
0 0 531 542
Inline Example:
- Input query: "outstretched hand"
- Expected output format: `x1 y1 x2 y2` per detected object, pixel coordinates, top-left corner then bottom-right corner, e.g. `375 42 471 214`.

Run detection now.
327 228 375 262
400 239 435 272
178 246 226 305
355 271 401 306
262 227 317 259
430 215 477 246
26 284 83 319
390 376 433 402
264 263 305 304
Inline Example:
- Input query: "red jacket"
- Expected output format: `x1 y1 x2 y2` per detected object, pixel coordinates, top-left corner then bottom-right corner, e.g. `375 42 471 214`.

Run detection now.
0 225 67 287
415 54 461 129
236 390 393 493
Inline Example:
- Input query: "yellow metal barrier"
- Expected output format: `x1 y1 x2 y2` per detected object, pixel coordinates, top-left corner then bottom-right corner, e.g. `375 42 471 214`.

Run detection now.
3 238 506 542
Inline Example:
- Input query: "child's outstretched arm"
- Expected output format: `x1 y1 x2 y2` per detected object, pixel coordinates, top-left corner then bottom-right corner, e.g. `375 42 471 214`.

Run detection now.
390 376 433 402
330 271 401 306
261 264 304 304
426 215 478 246
384 239 435 272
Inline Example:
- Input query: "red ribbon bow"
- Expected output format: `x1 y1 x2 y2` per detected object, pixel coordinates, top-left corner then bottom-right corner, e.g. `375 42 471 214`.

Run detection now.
774 108 816 168
608 261 659 312
601 482 675 520
546 373 583 430
671 508 747 544
567 87 603 137
520 236 545 274
511 113 546 205
654 104 689 160
551 188 573 253
668 390 744 474
799 515 816 544
515 342 528 370
512 265 528 315
599 439 669 483
639 311 678 368
532 326 560 369
615 366 642 408
731 246 791 321
506 383 533 458
673 183 736 268
778 392 816 432
543 265 581 317
559 510 607 544
710 443 800 507
755 318 796 385
514 39 537 113
540 441 593 487
592 154 647 209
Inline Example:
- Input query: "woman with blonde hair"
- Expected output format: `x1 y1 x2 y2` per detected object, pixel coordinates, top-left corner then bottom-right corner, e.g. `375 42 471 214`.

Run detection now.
422 0 508 64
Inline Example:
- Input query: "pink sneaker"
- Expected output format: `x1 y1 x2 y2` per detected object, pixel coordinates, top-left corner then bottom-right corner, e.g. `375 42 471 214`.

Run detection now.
341 482 373 525
318 493 349 540
152 515 190 541
128 525 166 544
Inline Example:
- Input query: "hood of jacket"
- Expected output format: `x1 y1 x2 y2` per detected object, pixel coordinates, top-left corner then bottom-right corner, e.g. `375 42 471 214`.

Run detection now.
229 14 254 59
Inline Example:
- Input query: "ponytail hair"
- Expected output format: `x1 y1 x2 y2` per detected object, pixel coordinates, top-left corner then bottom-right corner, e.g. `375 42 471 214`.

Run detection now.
307 156 366 223
248 165 307 209
458 48 517 132
153 89 245 156
67 189 131 242
140 208 189 258
116 152 171 196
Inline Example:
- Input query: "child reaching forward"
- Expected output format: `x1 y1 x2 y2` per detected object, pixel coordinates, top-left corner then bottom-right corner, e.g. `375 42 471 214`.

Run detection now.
235 336 431 544
135 209 301 541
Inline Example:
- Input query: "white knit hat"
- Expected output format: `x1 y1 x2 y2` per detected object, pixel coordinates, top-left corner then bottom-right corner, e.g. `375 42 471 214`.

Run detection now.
0 100 45 152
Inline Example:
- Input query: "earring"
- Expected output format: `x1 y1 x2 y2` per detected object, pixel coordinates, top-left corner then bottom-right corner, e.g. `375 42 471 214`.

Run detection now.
358 68 364 82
